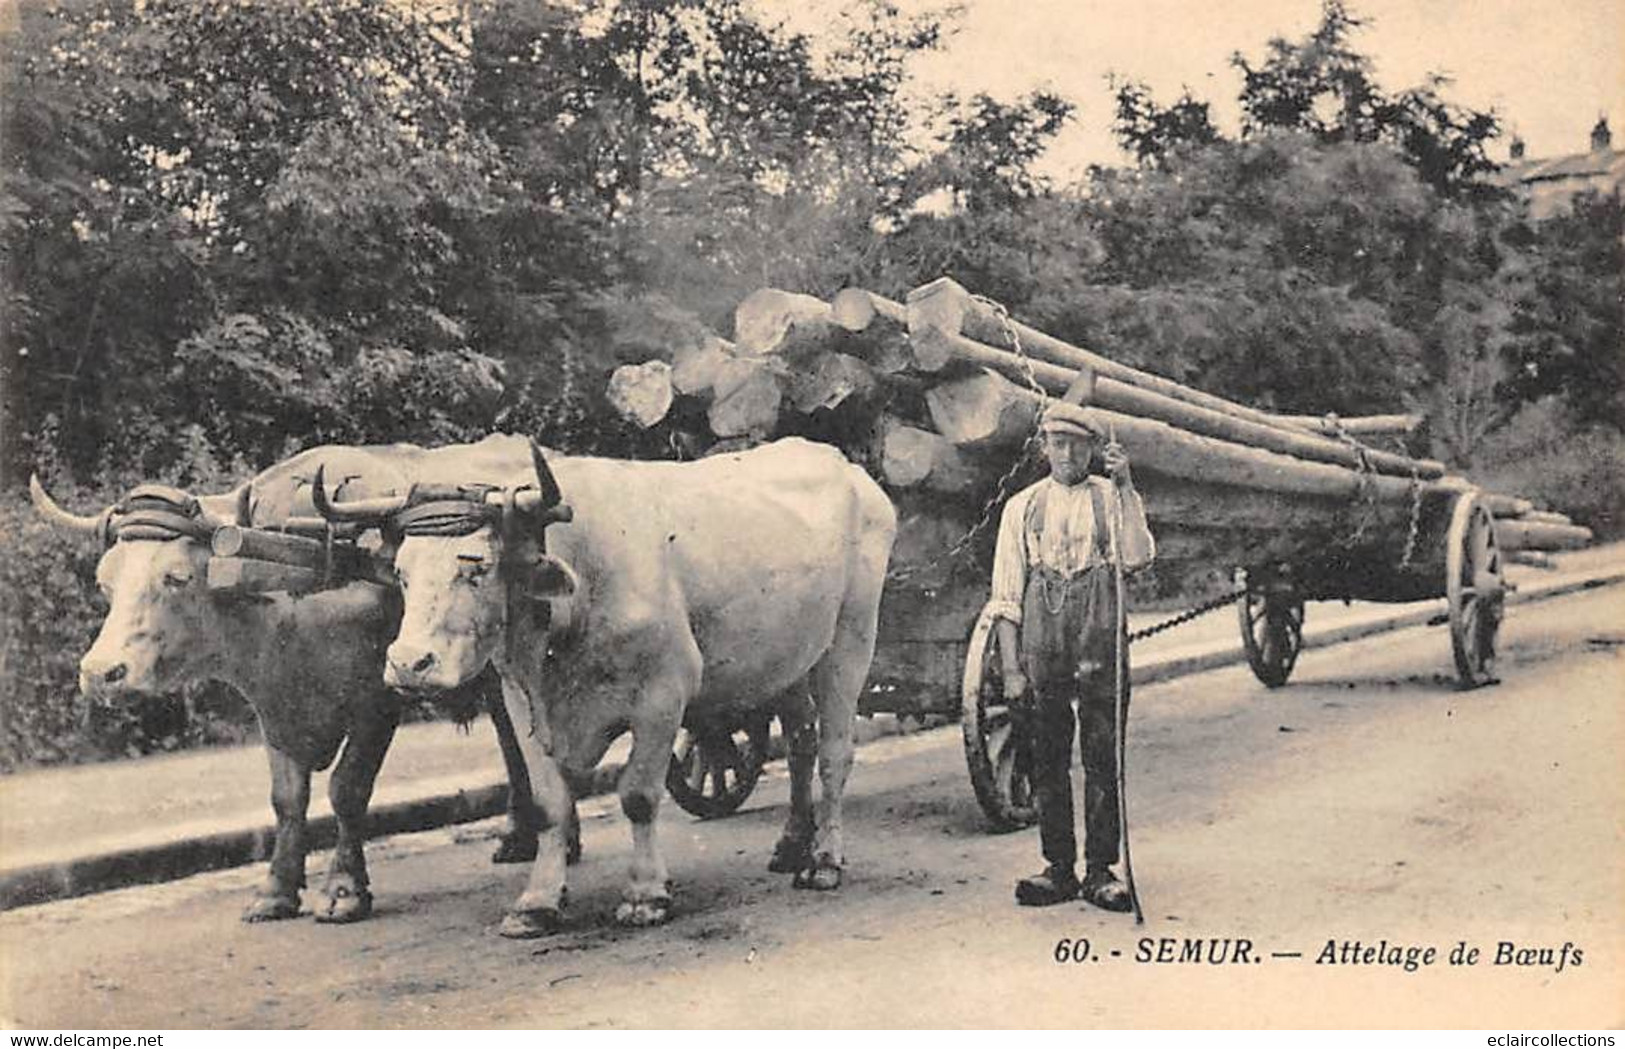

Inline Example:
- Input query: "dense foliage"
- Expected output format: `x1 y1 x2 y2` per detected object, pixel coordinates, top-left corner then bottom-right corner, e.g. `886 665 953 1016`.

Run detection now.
1 0 1619 768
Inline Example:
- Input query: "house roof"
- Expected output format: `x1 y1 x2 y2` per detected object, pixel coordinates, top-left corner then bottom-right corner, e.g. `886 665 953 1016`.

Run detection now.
1494 148 1625 186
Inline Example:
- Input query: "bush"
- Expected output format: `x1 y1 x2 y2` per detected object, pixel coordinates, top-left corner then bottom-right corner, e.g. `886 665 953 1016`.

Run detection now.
1471 398 1625 540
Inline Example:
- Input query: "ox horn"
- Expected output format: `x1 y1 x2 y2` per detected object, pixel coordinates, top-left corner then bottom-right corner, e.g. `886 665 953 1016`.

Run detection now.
529 439 563 509
310 464 408 523
194 483 253 533
520 439 571 524
29 475 111 539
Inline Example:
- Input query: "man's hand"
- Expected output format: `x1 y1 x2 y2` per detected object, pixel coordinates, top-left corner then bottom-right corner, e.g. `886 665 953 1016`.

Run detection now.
1002 668 1028 702
1103 439 1133 487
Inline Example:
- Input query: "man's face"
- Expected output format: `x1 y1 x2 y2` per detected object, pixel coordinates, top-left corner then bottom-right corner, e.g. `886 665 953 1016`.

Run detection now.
1043 430 1099 486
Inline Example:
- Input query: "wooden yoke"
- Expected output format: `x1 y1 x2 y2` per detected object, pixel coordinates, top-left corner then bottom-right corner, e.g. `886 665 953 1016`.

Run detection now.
208 524 394 595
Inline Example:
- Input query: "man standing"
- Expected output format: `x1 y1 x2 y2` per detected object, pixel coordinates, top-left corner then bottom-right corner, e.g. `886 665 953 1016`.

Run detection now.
986 403 1155 910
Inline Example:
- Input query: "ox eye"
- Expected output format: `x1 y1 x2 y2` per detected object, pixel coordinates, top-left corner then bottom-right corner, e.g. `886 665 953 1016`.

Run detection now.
458 556 491 583
163 571 192 588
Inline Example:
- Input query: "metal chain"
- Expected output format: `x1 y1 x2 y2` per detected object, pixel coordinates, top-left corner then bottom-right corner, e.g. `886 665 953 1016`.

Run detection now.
883 293 1246 642
884 296 1051 588
1396 461 1424 571
1326 422 1380 552
1127 586 1248 644
1325 418 1425 572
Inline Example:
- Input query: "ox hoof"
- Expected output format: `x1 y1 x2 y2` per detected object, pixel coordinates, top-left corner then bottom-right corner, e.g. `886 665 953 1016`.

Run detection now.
491 832 538 865
313 881 374 924
614 896 673 928
792 861 843 892
498 908 564 939
242 892 302 923
767 838 813 875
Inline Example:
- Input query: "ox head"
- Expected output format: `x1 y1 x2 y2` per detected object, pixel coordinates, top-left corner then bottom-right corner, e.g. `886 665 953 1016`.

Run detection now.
314 440 574 693
31 476 249 698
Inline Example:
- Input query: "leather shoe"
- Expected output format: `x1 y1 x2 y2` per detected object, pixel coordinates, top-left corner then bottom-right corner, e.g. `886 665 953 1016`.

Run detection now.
1081 868 1133 913
1015 865 1080 907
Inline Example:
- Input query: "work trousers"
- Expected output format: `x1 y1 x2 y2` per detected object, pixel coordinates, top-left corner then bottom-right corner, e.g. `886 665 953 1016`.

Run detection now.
1019 565 1128 873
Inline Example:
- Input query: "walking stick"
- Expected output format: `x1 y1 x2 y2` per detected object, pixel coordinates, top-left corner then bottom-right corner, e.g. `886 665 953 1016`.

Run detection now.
1109 425 1145 924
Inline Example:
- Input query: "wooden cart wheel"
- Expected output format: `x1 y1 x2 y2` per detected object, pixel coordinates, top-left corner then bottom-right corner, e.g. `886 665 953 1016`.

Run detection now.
961 607 1038 831
666 714 772 819
1239 588 1305 688
1446 493 1505 689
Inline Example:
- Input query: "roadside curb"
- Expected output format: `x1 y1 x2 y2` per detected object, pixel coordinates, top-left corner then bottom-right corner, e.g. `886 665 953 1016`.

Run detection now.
4 563 1620 913
1134 564 1625 687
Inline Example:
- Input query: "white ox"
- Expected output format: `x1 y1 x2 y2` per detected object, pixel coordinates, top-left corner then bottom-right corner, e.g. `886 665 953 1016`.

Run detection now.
317 436 896 937
30 437 555 924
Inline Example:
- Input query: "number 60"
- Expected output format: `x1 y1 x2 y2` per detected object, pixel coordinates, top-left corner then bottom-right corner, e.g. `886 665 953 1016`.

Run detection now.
1053 937 1091 963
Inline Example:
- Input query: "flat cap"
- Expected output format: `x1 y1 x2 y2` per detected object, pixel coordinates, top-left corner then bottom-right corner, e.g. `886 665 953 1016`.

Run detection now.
1039 402 1104 439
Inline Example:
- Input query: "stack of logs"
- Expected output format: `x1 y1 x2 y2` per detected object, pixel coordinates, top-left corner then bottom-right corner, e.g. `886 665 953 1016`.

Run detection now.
606 277 1594 592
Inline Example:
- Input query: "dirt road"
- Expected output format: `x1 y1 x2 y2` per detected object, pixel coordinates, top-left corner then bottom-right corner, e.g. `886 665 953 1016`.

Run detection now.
3 585 1621 1029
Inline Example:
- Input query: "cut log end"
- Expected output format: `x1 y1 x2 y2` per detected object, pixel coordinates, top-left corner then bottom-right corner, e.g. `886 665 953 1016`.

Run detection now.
733 288 835 357
789 352 879 415
606 360 675 429
671 334 733 398
707 358 785 438
879 420 978 493
925 369 1040 450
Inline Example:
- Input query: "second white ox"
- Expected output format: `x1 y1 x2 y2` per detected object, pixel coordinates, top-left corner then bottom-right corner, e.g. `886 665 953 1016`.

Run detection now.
317 436 896 937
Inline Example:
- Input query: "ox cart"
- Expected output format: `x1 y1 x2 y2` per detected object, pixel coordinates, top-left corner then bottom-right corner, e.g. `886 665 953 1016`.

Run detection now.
661 477 1511 828
191 281 1589 833
630 279 1593 828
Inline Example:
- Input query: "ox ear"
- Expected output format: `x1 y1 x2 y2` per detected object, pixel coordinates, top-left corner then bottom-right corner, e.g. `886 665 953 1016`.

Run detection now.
523 554 578 599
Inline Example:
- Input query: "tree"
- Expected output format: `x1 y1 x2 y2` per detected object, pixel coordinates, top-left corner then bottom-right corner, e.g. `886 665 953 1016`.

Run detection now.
1499 193 1625 430
1112 1 1500 197
1111 80 1221 165
1230 0 1499 196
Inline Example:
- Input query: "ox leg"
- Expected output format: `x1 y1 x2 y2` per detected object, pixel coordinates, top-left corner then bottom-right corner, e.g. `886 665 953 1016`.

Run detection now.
614 706 682 928
768 691 818 875
244 747 310 922
795 610 878 892
314 709 398 924
498 679 574 940
490 696 581 865
487 694 542 865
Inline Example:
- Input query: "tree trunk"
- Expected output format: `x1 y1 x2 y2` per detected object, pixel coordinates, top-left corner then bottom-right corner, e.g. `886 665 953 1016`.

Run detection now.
877 417 979 493
925 368 1041 451
830 288 914 375
1482 493 1536 518
788 351 880 414
906 331 1443 478
671 334 733 399
1272 413 1423 436
908 276 1333 436
1493 519 1593 552
707 358 785 438
606 360 675 428
1132 473 1377 534
733 288 839 359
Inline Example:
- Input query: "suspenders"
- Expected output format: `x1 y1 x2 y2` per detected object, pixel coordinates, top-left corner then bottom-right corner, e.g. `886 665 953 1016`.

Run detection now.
1024 481 1113 571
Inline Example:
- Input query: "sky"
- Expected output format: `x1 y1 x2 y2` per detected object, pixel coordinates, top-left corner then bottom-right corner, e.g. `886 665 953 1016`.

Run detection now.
767 0 1625 180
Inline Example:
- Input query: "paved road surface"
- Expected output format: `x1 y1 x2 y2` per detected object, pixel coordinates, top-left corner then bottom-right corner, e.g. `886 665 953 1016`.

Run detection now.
2 585 1620 1029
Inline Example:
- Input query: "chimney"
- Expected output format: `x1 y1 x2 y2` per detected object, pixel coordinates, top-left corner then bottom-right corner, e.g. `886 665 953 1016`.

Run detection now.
1591 116 1612 152
1509 136 1526 160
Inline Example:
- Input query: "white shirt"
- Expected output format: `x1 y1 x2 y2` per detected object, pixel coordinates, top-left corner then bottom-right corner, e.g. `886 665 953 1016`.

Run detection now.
986 476 1155 625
